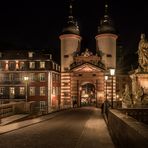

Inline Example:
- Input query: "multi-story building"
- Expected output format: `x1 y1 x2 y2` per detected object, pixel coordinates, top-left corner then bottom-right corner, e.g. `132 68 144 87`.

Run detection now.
0 49 60 113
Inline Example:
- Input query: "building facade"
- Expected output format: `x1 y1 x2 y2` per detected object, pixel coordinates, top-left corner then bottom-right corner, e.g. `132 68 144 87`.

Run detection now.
0 50 60 113
60 3 118 108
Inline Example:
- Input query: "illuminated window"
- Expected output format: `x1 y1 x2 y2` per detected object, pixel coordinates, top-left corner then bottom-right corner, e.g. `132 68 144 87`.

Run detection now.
52 73 55 81
40 87 46 96
9 87 15 98
9 73 14 81
40 101 46 110
0 62 2 70
29 62 35 69
40 61 45 68
0 87 4 95
20 62 25 69
19 87 25 95
55 74 59 81
39 73 45 81
30 73 35 81
19 73 24 81
52 62 55 69
52 87 55 95
0 74 3 82
56 87 59 95
0 52 2 58
5 61 8 70
28 52 34 58
30 87 35 96
9 62 15 70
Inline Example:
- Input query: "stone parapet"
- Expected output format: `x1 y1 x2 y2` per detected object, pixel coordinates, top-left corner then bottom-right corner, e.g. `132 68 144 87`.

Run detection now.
108 109 148 148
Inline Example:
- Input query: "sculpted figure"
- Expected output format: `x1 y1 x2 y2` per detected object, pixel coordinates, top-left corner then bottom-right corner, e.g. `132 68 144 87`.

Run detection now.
138 34 148 72
81 48 93 57
122 84 132 107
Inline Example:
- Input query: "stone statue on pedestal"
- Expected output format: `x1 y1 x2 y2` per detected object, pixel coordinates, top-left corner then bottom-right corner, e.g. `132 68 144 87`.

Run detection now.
138 34 148 72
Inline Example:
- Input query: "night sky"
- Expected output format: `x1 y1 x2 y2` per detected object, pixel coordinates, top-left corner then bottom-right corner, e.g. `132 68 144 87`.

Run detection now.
0 0 147 64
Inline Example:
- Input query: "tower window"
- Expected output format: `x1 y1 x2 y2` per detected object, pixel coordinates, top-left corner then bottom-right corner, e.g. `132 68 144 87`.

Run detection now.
107 54 112 57
64 67 69 71
64 55 69 58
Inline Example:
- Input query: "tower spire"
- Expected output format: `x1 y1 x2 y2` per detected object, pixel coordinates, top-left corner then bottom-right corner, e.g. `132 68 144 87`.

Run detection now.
61 0 80 35
97 0 116 34
104 3 108 16
69 1 73 16
68 0 74 22
104 0 109 18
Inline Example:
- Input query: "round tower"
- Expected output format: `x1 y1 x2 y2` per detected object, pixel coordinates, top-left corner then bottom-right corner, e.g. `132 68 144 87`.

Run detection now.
95 4 118 69
59 2 82 72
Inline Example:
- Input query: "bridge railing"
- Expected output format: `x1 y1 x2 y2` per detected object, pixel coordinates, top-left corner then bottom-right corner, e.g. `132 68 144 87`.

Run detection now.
107 109 148 148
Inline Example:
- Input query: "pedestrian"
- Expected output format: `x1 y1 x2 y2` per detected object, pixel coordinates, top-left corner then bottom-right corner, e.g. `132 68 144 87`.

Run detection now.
101 102 104 114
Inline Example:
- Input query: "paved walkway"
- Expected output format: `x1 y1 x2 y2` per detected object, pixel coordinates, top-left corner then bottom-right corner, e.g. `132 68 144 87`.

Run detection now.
0 114 29 126
75 108 114 148
0 110 66 135
0 107 115 148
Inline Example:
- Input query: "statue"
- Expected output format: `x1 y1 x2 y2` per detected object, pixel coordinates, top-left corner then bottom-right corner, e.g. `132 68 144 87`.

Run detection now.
81 48 93 57
137 33 148 72
122 84 133 108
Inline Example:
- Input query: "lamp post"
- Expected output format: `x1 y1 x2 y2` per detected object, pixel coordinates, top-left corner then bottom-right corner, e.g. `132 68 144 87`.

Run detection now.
79 86 82 107
110 69 115 109
105 76 108 101
24 76 29 112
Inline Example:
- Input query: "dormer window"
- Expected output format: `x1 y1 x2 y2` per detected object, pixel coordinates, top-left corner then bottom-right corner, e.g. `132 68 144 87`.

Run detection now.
29 62 35 69
28 52 34 58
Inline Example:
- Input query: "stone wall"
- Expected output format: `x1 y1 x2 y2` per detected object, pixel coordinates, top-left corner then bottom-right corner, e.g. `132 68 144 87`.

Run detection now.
118 108 148 124
108 109 148 148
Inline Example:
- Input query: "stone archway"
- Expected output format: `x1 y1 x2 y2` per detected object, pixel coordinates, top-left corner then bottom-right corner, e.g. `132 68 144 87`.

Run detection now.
79 83 96 106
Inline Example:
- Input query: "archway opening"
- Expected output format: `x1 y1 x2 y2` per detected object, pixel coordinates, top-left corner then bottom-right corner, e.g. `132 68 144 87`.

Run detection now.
80 83 96 106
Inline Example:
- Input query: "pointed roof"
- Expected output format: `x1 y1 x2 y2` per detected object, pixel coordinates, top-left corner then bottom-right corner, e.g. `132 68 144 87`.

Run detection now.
97 2 116 34
62 0 80 35
71 62 105 72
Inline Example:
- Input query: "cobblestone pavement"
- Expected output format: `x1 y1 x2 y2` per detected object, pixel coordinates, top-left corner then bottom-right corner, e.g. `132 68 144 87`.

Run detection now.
0 107 115 148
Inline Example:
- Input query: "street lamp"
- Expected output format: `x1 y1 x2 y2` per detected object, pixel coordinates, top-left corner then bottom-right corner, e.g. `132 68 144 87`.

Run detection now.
79 86 82 107
110 69 115 108
24 76 29 103
105 76 108 101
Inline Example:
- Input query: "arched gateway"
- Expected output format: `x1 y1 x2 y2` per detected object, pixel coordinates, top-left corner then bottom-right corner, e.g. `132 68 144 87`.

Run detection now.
60 53 105 108
71 62 105 107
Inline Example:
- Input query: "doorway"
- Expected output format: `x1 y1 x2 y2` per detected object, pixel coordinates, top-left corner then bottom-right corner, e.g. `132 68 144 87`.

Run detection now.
79 83 96 106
